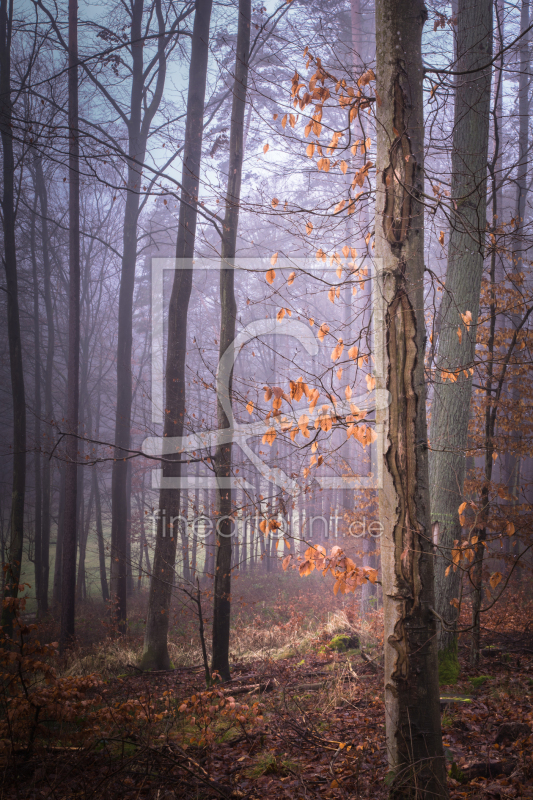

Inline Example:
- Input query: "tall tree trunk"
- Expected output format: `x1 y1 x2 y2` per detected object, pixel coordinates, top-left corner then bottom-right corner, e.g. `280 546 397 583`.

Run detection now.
93 468 109 603
503 0 531 512
110 0 145 631
0 0 27 637
53 463 66 606
60 0 81 653
34 154 54 615
429 0 492 653
126 460 134 597
374 0 448 795
30 194 43 615
76 468 94 602
141 0 213 670
211 0 251 683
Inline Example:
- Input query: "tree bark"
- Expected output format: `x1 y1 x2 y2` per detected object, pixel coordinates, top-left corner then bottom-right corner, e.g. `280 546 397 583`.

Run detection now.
60 0 81 653
33 154 54 615
53 463 66 606
110 0 174 630
211 0 251 683
429 0 492 652
503 0 531 511
0 0 27 638
374 0 448 795
141 0 213 670
93 468 109 603
30 194 43 615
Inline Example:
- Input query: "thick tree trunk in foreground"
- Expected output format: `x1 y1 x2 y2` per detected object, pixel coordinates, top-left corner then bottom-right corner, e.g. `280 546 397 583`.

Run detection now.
0 0 26 638
375 0 447 795
60 0 81 653
211 0 251 683
141 0 213 671
429 0 492 653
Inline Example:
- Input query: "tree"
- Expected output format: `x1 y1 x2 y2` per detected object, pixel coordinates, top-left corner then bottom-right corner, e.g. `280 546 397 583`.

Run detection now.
429 0 493 656
374 0 447 795
0 0 27 637
141 0 213 671
60 0 81 652
32 153 55 616
109 0 190 630
211 0 251 682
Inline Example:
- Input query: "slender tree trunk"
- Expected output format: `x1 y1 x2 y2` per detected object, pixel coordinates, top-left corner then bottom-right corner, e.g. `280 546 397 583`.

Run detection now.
125 460 134 597
375 0 447 795
76 472 94 602
180 465 190 583
141 0 213 670
60 0 81 653
34 155 54 615
53 463 66 606
430 0 492 653
503 0 531 512
93 468 109 603
110 0 166 629
30 194 43 615
109 0 144 630
211 0 250 682
0 0 26 637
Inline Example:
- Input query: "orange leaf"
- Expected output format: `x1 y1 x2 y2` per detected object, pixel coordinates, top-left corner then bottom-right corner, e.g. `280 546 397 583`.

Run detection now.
331 339 344 361
246 400 254 415
318 323 329 342
282 555 292 571
489 571 502 590
262 427 277 446
266 269 276 285
263 143 269 154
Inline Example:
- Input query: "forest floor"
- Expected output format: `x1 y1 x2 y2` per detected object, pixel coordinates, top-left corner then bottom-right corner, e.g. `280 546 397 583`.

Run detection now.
2 574 533 799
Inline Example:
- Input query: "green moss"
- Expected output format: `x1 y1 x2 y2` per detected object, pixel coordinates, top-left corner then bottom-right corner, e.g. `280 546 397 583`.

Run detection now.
469 675 493 690
438 642 460 686
449 762 465 783
328 633 359 652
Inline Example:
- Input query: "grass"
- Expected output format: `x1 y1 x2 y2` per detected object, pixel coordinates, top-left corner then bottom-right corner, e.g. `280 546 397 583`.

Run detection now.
246 751 300 778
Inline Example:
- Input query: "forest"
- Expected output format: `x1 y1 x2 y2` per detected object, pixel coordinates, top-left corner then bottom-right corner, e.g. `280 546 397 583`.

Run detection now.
1 0 533 797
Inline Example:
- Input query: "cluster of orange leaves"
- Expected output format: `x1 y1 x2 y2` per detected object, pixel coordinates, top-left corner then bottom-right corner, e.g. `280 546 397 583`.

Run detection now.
444 500 518 600
283 544 378 596
0 602 180 757
259 375 376 455
176 689 263 750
